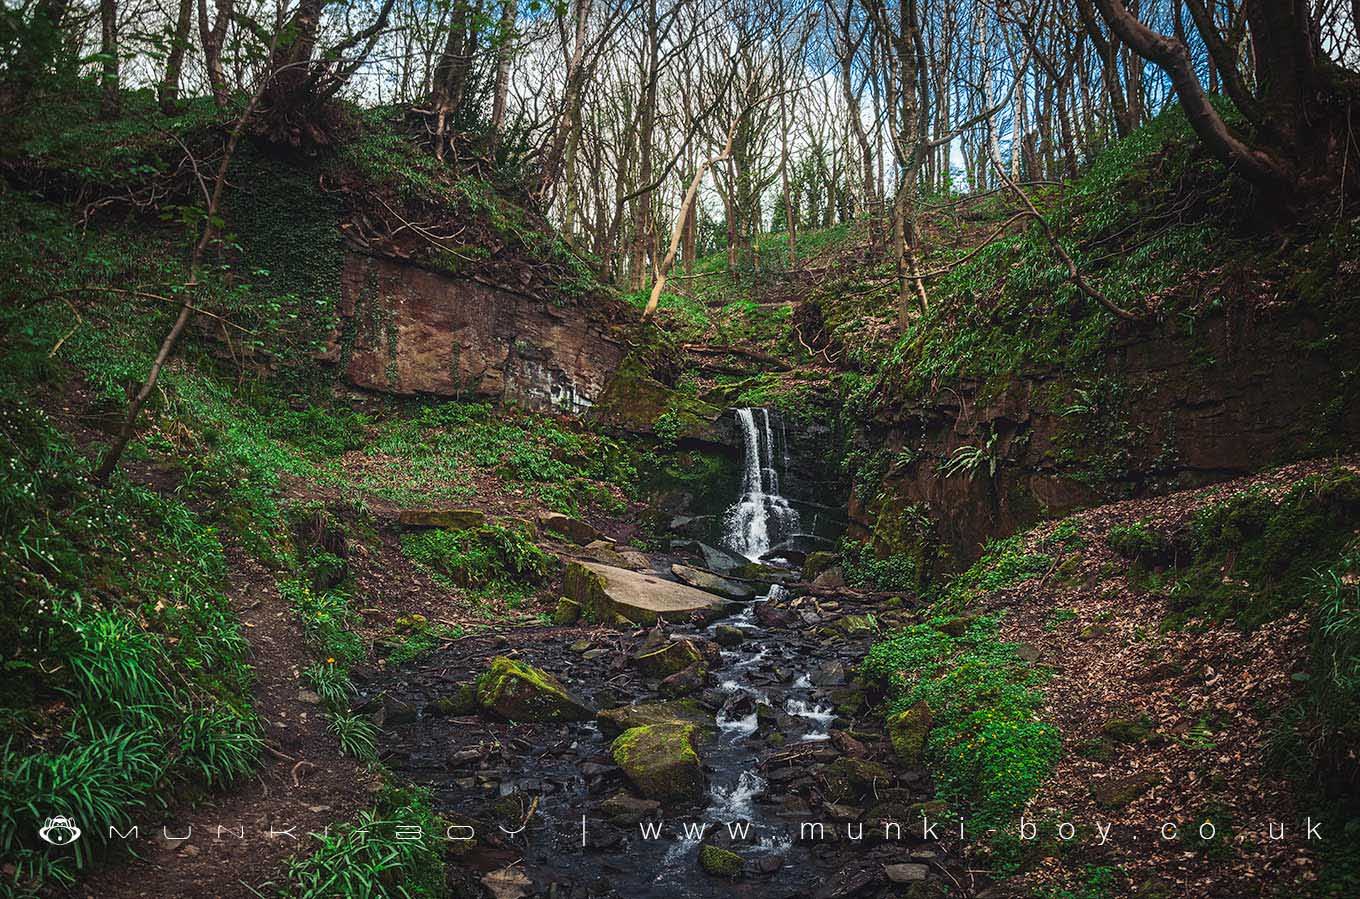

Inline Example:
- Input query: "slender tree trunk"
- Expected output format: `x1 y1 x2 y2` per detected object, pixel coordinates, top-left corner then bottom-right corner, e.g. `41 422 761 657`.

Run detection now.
158 0 193 114
198 0 232 110
488 0 518 150
99 0 120 118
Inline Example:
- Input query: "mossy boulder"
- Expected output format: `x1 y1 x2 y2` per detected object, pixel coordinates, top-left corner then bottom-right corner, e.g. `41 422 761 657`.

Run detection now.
698 844 743 878
1100 716 1154 744
821 757 894 801
610 722 706 803
591 354 724 441
633 639 704 678
803 551 839 580
476 656 594 722
887 701 932 767
427 683 478 717
1092 771 1161 809
553 597 582 625
538 512 601 545
597 700 714 738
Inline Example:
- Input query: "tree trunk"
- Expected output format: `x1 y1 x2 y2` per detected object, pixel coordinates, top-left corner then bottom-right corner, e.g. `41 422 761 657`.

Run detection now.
158 0 194 114
198 0 232 110
488 0 518 151
99 0 119 118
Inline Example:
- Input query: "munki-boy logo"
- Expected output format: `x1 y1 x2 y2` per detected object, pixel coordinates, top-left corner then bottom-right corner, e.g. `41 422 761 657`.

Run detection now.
38 816 82 845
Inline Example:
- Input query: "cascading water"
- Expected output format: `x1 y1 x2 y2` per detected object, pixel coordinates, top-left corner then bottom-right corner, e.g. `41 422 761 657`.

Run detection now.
722 408 800 561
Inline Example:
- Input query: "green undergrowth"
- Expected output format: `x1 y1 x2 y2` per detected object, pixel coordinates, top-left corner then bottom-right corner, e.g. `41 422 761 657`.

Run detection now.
862 613 1058 827
0 399 261 893
402 522 553 591
1118 469 1360 629
358 401 637 515
281 784 449 899
941 534 1054 611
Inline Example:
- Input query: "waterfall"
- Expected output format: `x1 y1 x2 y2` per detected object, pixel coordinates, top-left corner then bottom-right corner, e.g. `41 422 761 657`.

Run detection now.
722 408 800 561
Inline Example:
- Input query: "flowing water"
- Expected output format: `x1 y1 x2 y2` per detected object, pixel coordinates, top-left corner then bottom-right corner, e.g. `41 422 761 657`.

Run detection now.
722 408 801 561
367 406 937 897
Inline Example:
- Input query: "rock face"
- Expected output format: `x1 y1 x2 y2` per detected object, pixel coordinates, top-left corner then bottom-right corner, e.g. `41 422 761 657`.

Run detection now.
562 560 729 625
327 253 622 413
476 657 594 722
610 722 706 803
851 304 1360 566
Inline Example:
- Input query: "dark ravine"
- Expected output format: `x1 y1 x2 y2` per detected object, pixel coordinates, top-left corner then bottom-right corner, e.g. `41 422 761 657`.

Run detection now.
364 409 956 898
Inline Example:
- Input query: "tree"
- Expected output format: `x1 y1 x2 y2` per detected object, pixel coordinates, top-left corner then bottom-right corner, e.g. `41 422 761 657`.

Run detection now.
157 0 196 114
1088 0 1359 203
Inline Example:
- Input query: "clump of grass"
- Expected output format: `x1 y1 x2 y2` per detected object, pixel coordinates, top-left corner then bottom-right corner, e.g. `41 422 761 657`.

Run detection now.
283 785 449 898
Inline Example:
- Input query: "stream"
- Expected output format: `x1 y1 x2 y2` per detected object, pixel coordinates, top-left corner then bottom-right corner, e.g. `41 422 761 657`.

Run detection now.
362 408 959 898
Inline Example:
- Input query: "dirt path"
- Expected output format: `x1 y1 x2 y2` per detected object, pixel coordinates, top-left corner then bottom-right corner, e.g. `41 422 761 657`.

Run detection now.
70 550 370 899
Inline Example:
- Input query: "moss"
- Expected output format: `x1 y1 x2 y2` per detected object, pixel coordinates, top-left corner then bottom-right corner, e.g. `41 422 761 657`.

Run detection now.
633 639 704 678
610 723 705 803
552 597 581 625
1100 716 1154 744
1163 469 1360 628
475 656 593 722
887 701 932 767
1106 521 1174 567
698 844 743 878
596 700 714 737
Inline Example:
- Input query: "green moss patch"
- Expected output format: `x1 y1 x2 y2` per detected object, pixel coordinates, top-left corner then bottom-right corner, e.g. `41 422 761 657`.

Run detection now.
475 656 594 722
610 722 706 803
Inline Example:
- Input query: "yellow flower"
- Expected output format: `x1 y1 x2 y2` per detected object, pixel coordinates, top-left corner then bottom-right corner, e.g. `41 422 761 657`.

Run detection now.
326 657 336 664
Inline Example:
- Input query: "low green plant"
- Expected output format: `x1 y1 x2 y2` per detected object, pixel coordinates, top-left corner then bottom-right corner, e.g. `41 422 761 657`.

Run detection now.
327 711 379 763
862 614 1059 826
402 523 552 589
283 786 448 898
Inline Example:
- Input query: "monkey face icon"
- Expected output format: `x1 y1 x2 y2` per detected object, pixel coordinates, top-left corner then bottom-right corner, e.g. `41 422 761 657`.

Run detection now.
38 816 82 845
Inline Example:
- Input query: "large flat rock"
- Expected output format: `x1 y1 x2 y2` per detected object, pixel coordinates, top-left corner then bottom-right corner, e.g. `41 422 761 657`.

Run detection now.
563 561 729 625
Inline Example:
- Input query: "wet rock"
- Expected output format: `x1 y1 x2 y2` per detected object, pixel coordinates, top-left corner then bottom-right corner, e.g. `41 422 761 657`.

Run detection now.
428 684 478 717
610 722 706 803
447 748 482 768
569 639 593 653
399 508 485 530
597 700 713 737
811 567 845 589
633 639 704 678
753 854 785 875
553 597 582 625
564 561 725 625
755 603 795 628
539 512 602 545
476 657 595 722
599 791 661 825
698 844 743 878
482 866 533 899
713 624 745 647
821 757 894 801
827 685 866 716
803 551 839 580
884 863 929 883
671 563 758 600
831 731 867 757
698 542 751 575
660 662 708 697
887 701 932 767
810 659 847 686
813 863 880 898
